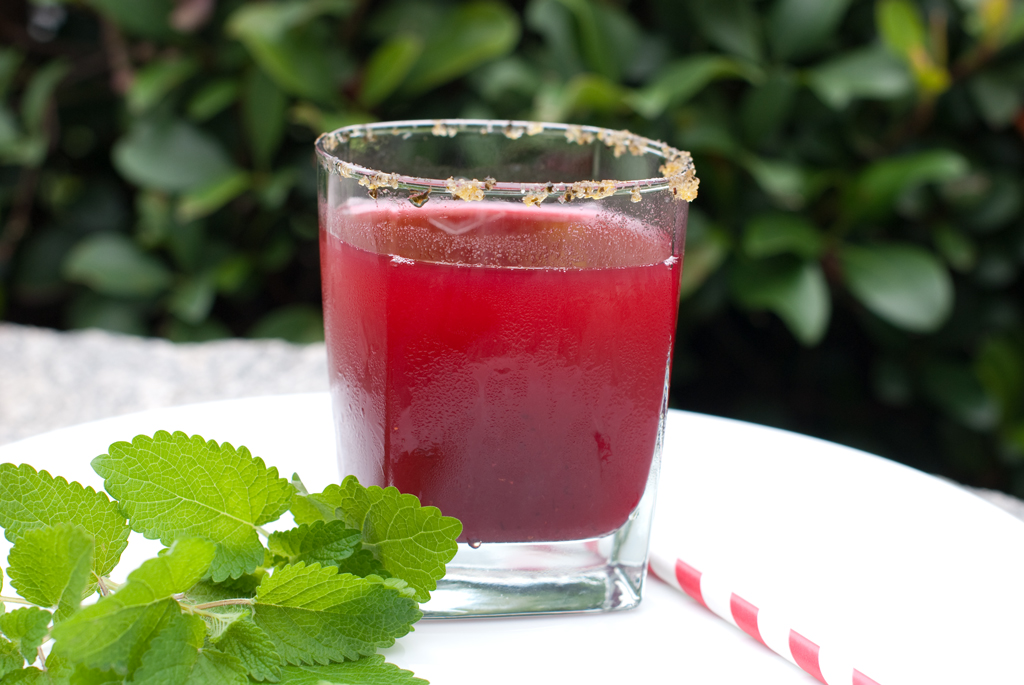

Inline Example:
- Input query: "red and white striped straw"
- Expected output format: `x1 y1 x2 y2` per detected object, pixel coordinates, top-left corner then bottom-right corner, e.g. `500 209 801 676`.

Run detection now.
649 552 881 685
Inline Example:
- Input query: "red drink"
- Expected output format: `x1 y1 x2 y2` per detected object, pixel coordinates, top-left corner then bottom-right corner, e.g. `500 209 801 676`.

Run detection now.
321 201 681 543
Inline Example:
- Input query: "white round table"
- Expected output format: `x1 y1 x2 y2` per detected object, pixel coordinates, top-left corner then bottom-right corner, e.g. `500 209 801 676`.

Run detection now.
1 393 1021 685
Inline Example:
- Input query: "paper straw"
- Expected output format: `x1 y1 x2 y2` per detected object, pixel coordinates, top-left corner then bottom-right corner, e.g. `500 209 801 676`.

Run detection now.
649 553 882 685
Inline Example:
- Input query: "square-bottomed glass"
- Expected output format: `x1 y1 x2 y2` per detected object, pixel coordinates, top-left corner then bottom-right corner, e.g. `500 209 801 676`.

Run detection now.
316 120 696 617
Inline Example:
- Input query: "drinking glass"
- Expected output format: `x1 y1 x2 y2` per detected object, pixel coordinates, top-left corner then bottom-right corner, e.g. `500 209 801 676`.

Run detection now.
315 120 696 617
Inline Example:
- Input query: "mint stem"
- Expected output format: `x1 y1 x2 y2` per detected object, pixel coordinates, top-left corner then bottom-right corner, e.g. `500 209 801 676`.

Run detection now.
188 598 255 610
0 594 34 605
96 576 113 596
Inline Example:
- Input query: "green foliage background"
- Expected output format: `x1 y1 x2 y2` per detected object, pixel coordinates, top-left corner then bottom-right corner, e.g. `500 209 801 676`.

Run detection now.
1 0 1023 493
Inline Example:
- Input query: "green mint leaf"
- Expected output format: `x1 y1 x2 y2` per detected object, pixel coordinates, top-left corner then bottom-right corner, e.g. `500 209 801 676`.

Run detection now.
131 611 205 685
68 663 122 685
288 476 338 526
332 550 389 579
309 478 461 602
0 608 51 663
184 571 266 603
0 464 129 581
91 431 292 582
7 524 92 622
2 667 49 685
129 614 250 685
267 521 361 568
277 656 428 685
51 538 215 674
41 654 72 685
213 618 282 682
212 571 266 598
252 563 421 665
0 637 23 679
185 649 248 685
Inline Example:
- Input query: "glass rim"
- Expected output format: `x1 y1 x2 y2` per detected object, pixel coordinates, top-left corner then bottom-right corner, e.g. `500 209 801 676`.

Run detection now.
314 119 699 205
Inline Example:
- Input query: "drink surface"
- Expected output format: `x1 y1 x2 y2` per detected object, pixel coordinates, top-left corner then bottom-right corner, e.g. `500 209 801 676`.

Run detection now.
321 201 681 543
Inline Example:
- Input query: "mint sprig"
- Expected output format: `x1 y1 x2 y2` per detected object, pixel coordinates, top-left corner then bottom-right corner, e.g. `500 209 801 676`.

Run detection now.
0 431 461 684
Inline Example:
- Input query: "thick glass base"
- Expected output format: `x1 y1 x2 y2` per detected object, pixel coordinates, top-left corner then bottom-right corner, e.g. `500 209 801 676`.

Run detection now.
421 479 658 617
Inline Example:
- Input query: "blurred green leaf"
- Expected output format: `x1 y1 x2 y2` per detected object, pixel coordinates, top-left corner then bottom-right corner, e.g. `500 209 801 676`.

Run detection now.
679 224 730 299
732 257 831 345
0 49 22 99
538 73 627 120
165 317 232 342
226 0 353 104
876 0 950 94
627 55 757 119
933 224 977 272
258 167 298 210
739 69 797 146
67 293 149 336
0 106 18 149
851 150 969 217
360 33 424 109
877 0 926 54
112 119 237 192
675 108 741 155
471 57 541 104
975 336 1024 423
289 103 372 135
215 255 252 294
742 156 818 210
1008 3 1024 46
167 220 207 272
176 171 250 222
187 79 240 122
135 190 172 249
525 0 584 78
244 69 288 168
84 0 174 38
922 361 1000 431
553 0 618 80
249 305 324 343
21 60 68 133
63 233 172 298
128 58 198 114
806 45 913 109
226 0 353 40
840 243 953 332
968 66 1024 129
168 272 216 324
259 233 295 272
767 0 853 61
402 1 520 96
961 174 1021 232
592 2 656 82
11 228 77 301
688 0 763 62
743 213 823 259
0 134 46 166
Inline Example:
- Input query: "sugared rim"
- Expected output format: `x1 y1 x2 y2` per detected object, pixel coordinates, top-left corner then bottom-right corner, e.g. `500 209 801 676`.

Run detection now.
314 119 698 206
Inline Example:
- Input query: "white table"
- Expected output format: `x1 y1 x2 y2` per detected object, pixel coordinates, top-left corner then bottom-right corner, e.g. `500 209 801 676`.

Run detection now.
1 393 1022 685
